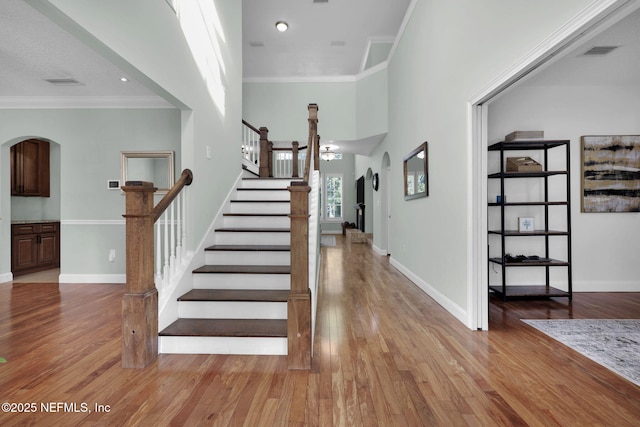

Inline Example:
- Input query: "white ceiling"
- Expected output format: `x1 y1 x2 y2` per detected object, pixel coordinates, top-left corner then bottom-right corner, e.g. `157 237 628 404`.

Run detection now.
242 0 411 79
0 0 638 108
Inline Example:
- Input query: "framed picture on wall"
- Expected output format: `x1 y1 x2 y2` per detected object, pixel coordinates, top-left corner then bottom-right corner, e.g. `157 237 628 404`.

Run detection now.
581 135 640 212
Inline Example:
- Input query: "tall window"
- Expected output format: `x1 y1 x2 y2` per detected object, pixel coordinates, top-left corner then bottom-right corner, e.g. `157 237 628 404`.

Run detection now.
324 174 343 220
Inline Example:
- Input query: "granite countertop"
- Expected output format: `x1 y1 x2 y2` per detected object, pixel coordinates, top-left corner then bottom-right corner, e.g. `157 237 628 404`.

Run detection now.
11 220 60 224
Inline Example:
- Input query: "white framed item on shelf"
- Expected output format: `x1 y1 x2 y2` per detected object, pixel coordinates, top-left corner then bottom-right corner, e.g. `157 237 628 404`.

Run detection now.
518 217 535 232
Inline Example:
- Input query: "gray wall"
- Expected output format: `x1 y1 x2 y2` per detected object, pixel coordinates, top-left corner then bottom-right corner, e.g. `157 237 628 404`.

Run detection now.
0 108 180 278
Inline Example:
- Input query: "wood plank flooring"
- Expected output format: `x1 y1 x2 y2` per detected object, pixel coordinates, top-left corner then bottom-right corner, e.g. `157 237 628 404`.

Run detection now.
1 235 640 426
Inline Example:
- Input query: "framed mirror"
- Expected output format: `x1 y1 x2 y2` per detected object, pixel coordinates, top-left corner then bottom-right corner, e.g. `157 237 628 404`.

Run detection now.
121 151 175 194
403 142 428 200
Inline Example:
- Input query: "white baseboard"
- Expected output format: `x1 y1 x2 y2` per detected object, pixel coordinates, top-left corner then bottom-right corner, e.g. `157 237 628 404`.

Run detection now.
0 272 13 283
389 257 469 328
59 274 125 284
371 244 387 256
574 281 640 292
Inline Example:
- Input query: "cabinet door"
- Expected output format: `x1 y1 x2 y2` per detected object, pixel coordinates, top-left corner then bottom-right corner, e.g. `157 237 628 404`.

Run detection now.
10 139 50 197
12 234 39 271
39 233 60 266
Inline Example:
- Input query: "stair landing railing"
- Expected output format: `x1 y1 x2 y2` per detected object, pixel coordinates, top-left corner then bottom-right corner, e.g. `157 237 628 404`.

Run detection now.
242 120 309 178
121 168 193 368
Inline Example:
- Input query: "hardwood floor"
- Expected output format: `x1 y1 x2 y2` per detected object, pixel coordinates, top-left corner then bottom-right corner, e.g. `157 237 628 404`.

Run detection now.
1 236 639 426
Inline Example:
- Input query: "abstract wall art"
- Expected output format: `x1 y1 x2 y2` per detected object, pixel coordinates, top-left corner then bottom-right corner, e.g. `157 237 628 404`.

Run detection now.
581 135 640 212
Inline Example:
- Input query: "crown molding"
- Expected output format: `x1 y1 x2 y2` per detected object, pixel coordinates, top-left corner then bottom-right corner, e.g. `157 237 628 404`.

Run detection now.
0 96 175 109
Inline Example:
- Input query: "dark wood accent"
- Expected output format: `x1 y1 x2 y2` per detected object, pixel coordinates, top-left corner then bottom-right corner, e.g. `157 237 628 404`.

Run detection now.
287 181 311 370
121 181 157 369
160 318 287 337
214 227 290 233
151 169 193 222
259 126 270 178
229 199 290 203
205 244 290 251
11 222 60 277
241 119 260 134
192 265 290 274
2 239 640 425
178 289 289 302
10 139 50 197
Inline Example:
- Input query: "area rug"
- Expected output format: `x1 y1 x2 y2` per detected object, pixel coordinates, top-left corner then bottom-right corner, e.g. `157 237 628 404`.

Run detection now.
320 235 336 247
522 319 640 387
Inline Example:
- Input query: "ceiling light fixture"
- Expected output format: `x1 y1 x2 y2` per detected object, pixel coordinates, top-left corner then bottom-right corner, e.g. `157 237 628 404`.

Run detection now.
321 145 339 161
120 77 129 82
275 21 288 32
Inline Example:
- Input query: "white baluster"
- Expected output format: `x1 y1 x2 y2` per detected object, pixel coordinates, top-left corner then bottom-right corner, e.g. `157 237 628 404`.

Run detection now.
182 187 188 265
155 220 162 289
162 211 170 289
170 200 176 278
176 192 182 266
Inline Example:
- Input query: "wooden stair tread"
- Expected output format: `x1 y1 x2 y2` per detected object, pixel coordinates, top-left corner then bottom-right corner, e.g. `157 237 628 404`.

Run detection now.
237 188 289 191
242 177 302 181
215 227 290 232
223 213 289 217
230 200 290 203
159 318 287 337
193 265 290 274
205 244 290 251
179 289 289 302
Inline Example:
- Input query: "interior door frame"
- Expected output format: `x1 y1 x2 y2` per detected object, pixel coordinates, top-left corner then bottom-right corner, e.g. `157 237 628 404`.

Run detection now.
468 0 638 331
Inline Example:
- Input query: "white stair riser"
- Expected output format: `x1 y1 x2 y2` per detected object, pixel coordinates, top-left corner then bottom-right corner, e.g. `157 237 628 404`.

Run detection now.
229 202 290 214
241 179 297 189
215 232 290 245
205 251 290 266
223 216 290 228
178 301 287 319
236 190 290 201
193 273 290 290
159 336 287 355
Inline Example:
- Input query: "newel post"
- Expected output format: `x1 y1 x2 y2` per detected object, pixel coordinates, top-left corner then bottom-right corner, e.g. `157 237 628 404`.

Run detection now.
291 141 299 178
288 181 312 370
259 126 270 178
121 181 158 368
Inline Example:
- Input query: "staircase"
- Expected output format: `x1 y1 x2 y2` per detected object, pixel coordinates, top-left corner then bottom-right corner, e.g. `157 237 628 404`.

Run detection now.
158 172 302 355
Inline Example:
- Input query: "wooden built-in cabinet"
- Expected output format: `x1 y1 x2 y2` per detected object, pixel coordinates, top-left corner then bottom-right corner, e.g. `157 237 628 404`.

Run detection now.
11 222 60 276
10 139 50 197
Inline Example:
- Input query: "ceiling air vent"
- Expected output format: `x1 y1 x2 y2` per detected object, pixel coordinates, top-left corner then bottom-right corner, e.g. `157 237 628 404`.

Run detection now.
313 0 329 3
44 78 84 86
582 46 619 56
249 41 264 47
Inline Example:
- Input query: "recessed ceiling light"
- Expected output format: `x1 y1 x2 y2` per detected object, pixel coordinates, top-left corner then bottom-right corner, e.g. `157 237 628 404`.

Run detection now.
120 77 129 82
275 21 288 32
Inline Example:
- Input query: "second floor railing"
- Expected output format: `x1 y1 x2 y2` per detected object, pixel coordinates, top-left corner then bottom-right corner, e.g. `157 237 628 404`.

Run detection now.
242 120 312 179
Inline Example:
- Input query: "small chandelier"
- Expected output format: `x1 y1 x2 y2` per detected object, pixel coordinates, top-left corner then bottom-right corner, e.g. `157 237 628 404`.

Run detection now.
321 146 336 161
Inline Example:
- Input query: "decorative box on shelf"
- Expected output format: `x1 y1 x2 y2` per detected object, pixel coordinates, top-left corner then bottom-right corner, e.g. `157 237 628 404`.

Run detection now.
505 130 544 141
506 156 542 172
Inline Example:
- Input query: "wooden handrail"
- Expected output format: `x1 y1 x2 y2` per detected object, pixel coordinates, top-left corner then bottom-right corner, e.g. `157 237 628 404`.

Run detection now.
152 169 193 222
241 119 260 135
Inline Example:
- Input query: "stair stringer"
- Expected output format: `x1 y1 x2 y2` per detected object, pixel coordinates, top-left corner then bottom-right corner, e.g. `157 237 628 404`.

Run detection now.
157 171 245 332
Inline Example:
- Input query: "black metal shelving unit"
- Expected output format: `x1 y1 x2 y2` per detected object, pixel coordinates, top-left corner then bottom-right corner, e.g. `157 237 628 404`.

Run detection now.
488 140 572 300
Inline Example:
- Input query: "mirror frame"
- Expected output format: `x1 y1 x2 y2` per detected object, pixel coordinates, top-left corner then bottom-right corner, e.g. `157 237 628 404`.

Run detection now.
403 142 428 200
121 150 175 194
